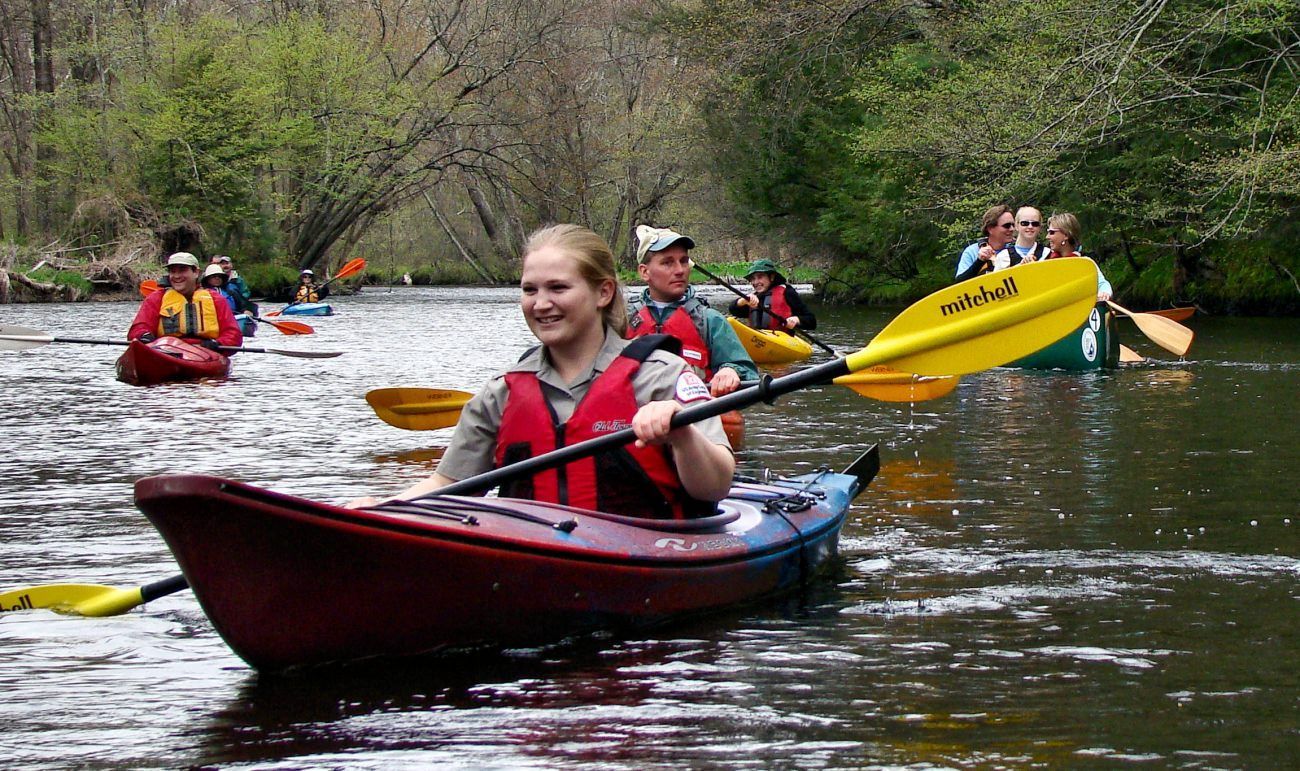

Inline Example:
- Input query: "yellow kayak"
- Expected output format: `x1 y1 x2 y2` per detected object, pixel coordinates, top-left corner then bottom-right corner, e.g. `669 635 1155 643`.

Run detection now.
727 316 813 364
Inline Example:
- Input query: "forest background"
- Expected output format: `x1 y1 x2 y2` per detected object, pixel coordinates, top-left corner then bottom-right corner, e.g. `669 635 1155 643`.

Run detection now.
1 0 1296 312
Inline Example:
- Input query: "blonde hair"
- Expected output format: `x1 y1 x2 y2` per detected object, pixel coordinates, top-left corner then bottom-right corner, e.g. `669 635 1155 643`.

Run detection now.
522 224 628 335
1048 212 1081 250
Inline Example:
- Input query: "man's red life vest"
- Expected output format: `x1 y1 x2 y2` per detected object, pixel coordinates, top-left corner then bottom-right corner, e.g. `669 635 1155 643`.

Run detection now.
492 335 717 520
750 284 794 331
627 303 712 377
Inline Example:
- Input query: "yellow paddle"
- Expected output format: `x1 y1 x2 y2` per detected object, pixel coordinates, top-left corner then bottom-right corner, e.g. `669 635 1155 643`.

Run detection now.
1 258 1096 616
1106 300 1194 357
832 367 960 402
366 388 474 430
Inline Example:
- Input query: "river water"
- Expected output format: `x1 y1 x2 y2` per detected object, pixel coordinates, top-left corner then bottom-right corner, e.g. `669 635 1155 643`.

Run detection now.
1 286 1296 769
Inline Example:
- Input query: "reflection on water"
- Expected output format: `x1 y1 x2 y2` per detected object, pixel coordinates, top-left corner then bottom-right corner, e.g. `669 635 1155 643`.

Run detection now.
1 291 1298 768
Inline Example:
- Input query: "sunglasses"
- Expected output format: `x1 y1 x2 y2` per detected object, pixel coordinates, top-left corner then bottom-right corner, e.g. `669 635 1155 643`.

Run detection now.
997 222 1015 229
1046 228 1060 235
1019 220 1041 227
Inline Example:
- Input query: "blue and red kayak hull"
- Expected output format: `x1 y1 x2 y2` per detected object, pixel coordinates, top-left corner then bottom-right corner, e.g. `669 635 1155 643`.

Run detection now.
134 448 876 672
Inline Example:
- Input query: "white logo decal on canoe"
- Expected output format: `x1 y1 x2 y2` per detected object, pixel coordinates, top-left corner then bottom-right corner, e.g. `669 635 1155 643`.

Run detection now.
654 537 697 552
1081 328 1098 361
1089 308 1102 331
675 371 711 403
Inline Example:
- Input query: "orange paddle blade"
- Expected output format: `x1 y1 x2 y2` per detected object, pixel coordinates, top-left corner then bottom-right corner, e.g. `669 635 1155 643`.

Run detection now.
138 280 160 297
260 318 313 335
333 257 367 281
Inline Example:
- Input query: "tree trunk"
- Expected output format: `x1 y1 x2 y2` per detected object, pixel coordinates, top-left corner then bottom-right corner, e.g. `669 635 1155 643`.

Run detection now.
423 191 499 283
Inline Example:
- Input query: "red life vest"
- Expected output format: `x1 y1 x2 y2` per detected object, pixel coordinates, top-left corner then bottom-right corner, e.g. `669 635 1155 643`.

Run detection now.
750 284 795 331
493 335 716 520
627 302 712 376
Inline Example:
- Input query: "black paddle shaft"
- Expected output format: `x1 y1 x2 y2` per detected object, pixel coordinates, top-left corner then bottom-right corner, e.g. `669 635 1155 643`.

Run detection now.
418 356 851 500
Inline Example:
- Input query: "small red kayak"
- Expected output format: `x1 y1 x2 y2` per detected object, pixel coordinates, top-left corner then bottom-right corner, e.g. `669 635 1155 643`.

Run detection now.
134 447 879 672
115 338 231 386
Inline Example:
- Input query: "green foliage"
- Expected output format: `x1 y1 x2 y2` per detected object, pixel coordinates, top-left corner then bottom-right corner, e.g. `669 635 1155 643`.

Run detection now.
235 263 300 299
26 268 93 295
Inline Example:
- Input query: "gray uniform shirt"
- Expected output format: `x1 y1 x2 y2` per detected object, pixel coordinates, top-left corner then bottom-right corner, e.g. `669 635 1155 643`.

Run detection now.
437 327 731 482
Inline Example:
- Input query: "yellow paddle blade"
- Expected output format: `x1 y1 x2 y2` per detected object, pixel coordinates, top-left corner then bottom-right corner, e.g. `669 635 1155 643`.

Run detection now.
0 583 145 617
833 365 960 403
845 258 1098 377
366 387 473 431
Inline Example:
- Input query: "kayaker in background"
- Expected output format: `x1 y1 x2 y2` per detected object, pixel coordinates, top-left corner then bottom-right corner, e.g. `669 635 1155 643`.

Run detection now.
213 255 255 313
201 263 251 315
128 252 243 351
347 223 736 519
627 225 758 396
727 258 817 332
294 269 329 303
991 206 1051 270
954 204 1015 282
1039 212 1113 302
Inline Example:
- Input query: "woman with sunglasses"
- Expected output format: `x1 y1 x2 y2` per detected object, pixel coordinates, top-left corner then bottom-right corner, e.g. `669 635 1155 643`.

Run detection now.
1044 213 1113 301
347 223 736 519
954 204 1016 282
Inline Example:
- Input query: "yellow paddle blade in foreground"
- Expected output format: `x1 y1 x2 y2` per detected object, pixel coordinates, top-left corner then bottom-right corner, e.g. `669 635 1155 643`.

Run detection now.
366 388 473 430
833 366 960 403
847 258 1099 376
0 583 146 617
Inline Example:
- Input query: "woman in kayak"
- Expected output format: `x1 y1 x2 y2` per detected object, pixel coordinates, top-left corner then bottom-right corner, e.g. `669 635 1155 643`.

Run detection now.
350 223 736 518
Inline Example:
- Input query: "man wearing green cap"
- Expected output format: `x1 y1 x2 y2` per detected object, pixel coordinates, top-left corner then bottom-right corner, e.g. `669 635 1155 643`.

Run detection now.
627 225 758 396
728 258 817 332
128 252 243 350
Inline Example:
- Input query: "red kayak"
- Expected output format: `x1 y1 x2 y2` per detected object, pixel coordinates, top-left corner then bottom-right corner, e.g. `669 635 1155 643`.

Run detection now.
134 447 878 672
115 338 231 386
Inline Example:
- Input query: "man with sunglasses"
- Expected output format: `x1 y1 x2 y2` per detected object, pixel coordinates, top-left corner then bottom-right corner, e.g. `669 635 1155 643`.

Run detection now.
993 207 1052 270
954 205 1015 282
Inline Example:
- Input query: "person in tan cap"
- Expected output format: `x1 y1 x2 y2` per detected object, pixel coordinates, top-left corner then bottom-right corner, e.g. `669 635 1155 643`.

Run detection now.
626 225 757 396
128 252 243 350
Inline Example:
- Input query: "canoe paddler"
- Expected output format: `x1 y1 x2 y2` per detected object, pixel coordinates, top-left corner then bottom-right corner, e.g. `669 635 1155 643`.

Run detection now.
128 252 243 351
626 225 758 396
348 224 736 519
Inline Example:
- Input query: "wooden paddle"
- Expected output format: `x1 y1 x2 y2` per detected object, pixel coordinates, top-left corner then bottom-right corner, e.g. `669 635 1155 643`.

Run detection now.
1143 307 1196 322
0 258 1097 616
1119 344 1144 363
0 325 343 358
137 280 315 335
690 262 838 356
1105 300 1194 357
267 257 366 316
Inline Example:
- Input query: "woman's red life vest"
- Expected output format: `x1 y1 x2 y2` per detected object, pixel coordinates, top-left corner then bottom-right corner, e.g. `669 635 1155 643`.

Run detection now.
750 284 794 331
627 303 712 377
157 288 221 339
492 335 717 520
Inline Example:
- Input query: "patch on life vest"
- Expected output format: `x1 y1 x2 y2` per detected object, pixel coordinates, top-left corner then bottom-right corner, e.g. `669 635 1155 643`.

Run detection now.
675 371 711 403
681 349 704 362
